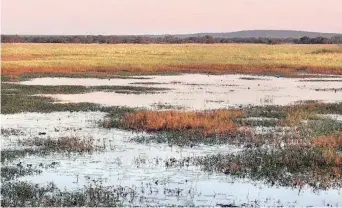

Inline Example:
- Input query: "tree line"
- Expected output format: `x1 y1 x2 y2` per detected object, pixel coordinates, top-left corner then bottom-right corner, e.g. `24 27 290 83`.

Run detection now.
2 35 342 44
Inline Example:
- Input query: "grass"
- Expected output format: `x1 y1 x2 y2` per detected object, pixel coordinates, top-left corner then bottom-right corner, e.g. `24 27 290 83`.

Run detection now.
313 132 342 151
1 74 153 82
311 47 342 54
1 128 25 137
299 119 342 137
108 110 245 137
0 181 130 207
1 83 139 114
195 147 342 189
1 81 167 114
238 118 278 127
314 88 342 92
1 93 100 114
1 137 100 163
1 149 41 163
1 166 42 181
245 102 342 119
299 79 342 82
101 102 342 148
20 137 98 153
116 102 342 189
2 43 342 77
131 131 225 147
1 137 101 182
281 105 319 126
2 83 169 95
239 77 268 80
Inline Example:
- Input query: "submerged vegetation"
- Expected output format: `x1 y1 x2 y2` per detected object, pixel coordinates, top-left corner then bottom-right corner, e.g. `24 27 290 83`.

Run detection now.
2 83 168 94
196 146 342 190
1 82 139 114
20 137 99 153
1 181 132 207
1 149 42 163
1 166 42 181
1 137 100 162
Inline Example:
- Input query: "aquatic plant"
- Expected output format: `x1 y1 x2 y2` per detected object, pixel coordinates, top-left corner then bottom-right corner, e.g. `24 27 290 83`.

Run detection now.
1 181 131 207
21 137 97 153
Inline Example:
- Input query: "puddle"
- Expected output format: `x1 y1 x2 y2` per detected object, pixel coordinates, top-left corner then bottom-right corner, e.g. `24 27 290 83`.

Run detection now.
1 112 342 206
17 74 342 110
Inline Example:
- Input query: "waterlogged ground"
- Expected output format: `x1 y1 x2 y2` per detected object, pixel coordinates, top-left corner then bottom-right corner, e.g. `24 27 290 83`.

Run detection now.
2 112 342 207
18 74 342 109
2 74 342 207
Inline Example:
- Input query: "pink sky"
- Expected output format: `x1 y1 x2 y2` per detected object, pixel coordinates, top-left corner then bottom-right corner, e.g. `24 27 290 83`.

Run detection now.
1 0 342 35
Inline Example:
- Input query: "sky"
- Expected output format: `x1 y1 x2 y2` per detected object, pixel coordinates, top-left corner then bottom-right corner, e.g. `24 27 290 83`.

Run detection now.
1 0 342 35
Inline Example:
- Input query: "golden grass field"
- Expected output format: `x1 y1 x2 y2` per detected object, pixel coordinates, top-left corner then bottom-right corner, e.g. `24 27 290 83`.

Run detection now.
2 43 342 76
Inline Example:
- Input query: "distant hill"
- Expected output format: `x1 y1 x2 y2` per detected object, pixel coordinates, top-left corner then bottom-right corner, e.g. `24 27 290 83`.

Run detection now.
170 30 341 39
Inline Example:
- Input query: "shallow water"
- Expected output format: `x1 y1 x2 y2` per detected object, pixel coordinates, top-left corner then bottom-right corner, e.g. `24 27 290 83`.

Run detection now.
18 74 342 110
2 112 342 206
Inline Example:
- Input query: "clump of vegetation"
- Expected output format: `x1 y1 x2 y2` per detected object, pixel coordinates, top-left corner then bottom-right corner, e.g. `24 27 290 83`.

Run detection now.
110 110 245 137
129 82 167 85
313 132 342 152
2 82 168 95
132 131 224 147
1 90 136 114
315 88 342 92
299 79 342 82
239 77 267 80
1 128 25 137
20 137 97 153
238 118 278 127
1 166 42 181
1 181 133 207
1 81 167 114
196 146 342 189
299 119 342 138
1 93 101 114
245 102 342 124
1 149 41 163
281 105 318 126
150 103 184 110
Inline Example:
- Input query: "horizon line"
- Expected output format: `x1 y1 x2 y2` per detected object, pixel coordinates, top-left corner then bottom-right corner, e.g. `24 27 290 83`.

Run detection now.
2 29 342 37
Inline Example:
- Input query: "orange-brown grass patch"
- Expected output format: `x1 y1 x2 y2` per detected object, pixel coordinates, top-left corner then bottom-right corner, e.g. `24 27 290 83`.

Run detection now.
312 132 342 167
322 150 342 166
313 133 342 151
121 110 245 136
